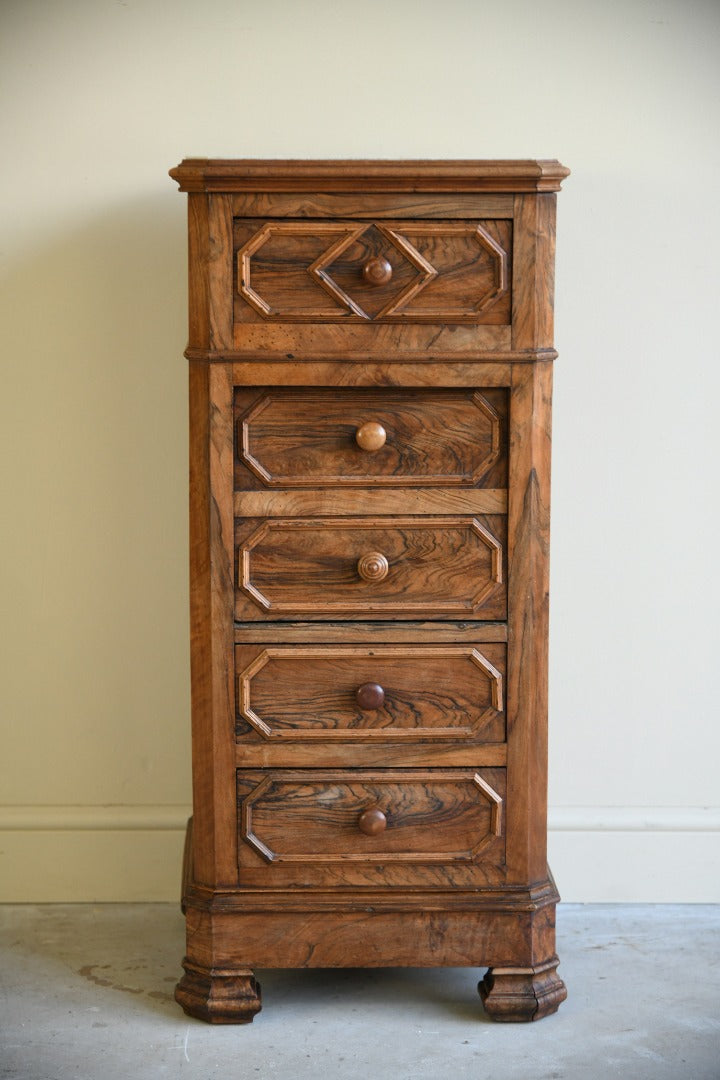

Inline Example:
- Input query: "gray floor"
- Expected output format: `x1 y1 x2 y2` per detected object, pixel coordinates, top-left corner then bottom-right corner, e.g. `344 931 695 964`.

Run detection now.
0 904 718 1080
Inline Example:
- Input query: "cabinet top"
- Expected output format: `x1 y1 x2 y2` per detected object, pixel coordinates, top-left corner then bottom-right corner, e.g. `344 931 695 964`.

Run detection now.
169 158 570 194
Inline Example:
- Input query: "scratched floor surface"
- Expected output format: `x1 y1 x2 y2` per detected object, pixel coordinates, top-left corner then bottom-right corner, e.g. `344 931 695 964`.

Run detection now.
0 904 719 1080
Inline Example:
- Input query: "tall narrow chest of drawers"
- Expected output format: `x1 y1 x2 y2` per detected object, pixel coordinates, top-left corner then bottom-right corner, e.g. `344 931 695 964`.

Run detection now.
170 158 569 1023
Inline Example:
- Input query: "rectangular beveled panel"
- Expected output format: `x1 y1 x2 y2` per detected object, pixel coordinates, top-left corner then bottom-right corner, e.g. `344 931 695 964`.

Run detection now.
233 739 506 771
234 387 508 489
236 768 506 888
230 360 516 388
234 515 506 621
229 321 511 356
186 907 532 969
233 219 511 325
233 488 507 517
231 193 514 219
234 643 506 743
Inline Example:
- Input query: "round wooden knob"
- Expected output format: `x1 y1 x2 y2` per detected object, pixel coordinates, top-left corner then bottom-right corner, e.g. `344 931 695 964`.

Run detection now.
357 551 389 583
357 807 387 836
356 682 385 710
362 256 392 286
355 422 387 452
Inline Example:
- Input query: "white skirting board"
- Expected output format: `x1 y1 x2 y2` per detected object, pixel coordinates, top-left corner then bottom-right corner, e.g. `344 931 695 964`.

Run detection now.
0 805 718 903
548 807 720 903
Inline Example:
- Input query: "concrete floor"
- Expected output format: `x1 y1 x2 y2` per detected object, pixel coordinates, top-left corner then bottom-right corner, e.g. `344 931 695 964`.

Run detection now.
0 904 718 1080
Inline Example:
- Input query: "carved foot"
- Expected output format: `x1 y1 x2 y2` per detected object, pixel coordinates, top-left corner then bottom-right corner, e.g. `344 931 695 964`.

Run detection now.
175 959 262 1024
479 955 566 1022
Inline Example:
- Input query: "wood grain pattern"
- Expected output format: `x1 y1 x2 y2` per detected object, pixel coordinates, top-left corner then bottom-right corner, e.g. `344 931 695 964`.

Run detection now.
234 387 507 489
182 904 542 969
187 360 213 884
505 361 553 885
233 488 507 517
511 195 557 351
175 158 568 1023
235 515 506 620
182 891 556 966
175 960 261 1024
235 643 505 743
222 356 544 370
187 196 210 350
230 318 511 355
227 359 519 385
479 956 567 1022
185 860 559 914
232 741 508 770
185 360 239 893
391 223 509 319
170 158 570 193
236 768 506 889
231 192 514 219
207 196 234 352
233 219 511 325
239 769 502 860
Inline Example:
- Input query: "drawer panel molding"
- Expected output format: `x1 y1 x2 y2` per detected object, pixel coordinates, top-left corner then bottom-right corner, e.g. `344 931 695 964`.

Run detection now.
234 219 511 324
235 515 506 619
237 769 503 865
235 388 506 488
235 644 505 743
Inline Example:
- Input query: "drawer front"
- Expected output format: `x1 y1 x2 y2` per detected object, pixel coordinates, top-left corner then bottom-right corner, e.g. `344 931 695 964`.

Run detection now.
236 768 506 888
235 388 507 489
235 644 505 743
234 219 511 325
235 515 506 620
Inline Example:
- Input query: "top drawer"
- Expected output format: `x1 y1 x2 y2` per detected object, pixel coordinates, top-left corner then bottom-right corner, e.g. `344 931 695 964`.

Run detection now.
234 219 512 326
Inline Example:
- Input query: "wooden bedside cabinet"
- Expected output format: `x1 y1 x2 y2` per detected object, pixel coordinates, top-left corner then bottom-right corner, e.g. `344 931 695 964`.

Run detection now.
169 158 569 1023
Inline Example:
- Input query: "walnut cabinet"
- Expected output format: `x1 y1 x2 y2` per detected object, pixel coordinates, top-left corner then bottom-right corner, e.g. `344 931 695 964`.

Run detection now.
169 159 569 1023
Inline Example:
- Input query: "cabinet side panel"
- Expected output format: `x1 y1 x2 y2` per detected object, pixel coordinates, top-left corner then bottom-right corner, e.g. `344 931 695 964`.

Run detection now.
505 362 552 884
208 194 235 352
189 361 238 885
511 194 557 351
209 362 238 882
189 359 213 880
188 196 210 350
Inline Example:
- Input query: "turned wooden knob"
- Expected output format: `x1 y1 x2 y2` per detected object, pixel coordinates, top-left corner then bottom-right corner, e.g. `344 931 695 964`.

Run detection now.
357 551 389 583
362 256 392 286
357 807 387 836
355 422 387 452
356 682 385 710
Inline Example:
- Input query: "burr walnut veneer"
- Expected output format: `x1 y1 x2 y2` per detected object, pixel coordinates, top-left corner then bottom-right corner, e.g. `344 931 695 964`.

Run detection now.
170 158 569 1023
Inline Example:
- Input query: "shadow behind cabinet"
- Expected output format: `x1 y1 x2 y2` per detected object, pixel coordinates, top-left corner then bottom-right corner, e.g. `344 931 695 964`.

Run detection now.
169 159 569 1023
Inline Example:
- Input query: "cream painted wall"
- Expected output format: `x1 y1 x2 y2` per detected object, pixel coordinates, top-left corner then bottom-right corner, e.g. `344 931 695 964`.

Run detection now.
1 0 719 902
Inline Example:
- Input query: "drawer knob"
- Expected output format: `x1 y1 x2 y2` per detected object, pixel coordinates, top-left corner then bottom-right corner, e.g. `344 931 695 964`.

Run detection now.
356 682 385 710
357 551 389 583
362 256 393 286
355 421 387 452
357 807 387 836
